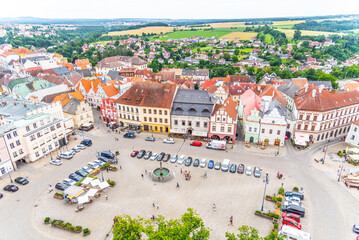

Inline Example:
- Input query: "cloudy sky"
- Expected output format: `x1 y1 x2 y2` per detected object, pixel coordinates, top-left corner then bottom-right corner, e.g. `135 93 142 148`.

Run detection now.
2 0 358 19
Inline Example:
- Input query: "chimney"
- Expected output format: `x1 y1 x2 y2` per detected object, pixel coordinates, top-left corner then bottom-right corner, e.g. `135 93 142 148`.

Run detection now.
91 80 94 89
305 86 308 92
319 85 324 93
14 102 16 106
312 89 316 98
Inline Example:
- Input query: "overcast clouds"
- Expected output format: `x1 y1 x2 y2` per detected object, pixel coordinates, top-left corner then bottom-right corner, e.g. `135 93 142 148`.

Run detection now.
2 0 358 19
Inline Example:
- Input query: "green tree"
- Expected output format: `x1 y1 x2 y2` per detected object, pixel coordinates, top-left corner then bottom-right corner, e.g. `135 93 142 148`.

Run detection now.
113 215 144 240
225 225 260 240
293 30 301 40
194 83 199 90
263 231 285 240
234 49 240 55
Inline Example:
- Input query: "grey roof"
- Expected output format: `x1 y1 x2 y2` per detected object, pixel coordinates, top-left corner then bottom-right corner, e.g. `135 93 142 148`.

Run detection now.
74 69 91 77
107 70 124 80
0 94 47 121
182 69 195 76
171 89 216 117
52 67 71 75
277 82 300 99
62 98 81 115
260 100 285 117
308 81 332 89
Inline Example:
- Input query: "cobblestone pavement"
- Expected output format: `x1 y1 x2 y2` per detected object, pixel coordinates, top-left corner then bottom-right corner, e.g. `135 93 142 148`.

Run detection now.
0 110 358 240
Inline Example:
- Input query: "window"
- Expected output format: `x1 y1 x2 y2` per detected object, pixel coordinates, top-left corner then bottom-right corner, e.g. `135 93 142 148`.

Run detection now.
355 127 358 132
149 117 152 122
277 130 280 135
188 121 192 126
33 123 37 128
35 151 39 157
52 134 57 139
196 122 200 127
228 127 232 132
269 129 273 134
182 121 186 126
204 122 208 128
150 126 153 130
1 168 5 174
159 110 162 115
131 107 134 112
42 148 46 153
174 120 178 125
297 124 301 130
314 116 318 121
249 127 252 132
47 117 50 123
136 117 139 121
254 128 257 132
311 126 315 131
155 126 158 131
143 109 147 114
16 140 20 146
164 110 167 115
217 117 220 122
87 114 90 118
10 143 15 149
13 151 18 157
149 109 152 114
144 117 147 121
262 129 265 133
304 125 308 130
19 149 23 154
352 135 355 140
127 107 129 111
26 126 30 132
37 132 41 138
48 145 52 150
136 108 138 113
212 125 216 131
30 135 35 141
40 120 44 126
123 106 125 111
132 116 134 120
306 115 310 120
165 119 168 124
221 126 225 132
299 115 303 120
50 126 55 131
80 115 84 120
223 118 226 122
54 141 58 147
159 118 163 123
154 118 157 122
6 133 11 140
13 131 18 137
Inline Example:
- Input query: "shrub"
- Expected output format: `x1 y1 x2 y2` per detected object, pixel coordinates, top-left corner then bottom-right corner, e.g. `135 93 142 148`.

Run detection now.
54 192 63 197
293 186 299 191
107 180 115 185
74 226 82 232
277 203 282 209
75 178 85 186
266 195 272 199
255 210 262 214
278 187 285 195
83 228 89 234
44 217 50 223
274 223 278 230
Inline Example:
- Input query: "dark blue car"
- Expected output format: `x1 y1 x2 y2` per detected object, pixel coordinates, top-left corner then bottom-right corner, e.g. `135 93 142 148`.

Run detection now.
69 173 82 182
101 151 115 159
124 132 136 139
208 160 214 169
98 156 110 162
81 139 92 146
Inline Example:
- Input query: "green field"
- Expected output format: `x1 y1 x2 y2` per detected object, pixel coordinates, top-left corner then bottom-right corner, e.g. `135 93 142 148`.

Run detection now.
150 28 246 41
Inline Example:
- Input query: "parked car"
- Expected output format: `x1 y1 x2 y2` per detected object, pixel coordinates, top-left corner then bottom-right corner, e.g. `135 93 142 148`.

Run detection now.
163 154 171 162
200 159 207 168
245 166 252 176
185 157 193 166
254 167 261 178
282 212 301 223
285 191 304 200
63 178 76 186
177 155 186 164
208 160 214 169
150 153 158 161
190 141 202 147
144 151 152 160
76 144 86 150
88 162 100 170
145 136 155 142
282 217 302 230
15 177 28 185
82 166 92 174
193 159 200 167
69 173 83 182
59 151 73 159
353 224 359 234
229 164 237 173
214 162 221 170
124 132 136 138
50 158 62 166
137 150 146 159
101 151 115 159
75 169 88 178
156 152 165 161
170 154 178 163
163 138 175 144
3 185 19 192
55 183 68 191
81 139 92 146
94 160 105 167
98 156 110 163
237 164 244 174
282 204 305 217
131 150 139 157
71 146 81 153
79 123 94 131
285 196 301 205
69 149 77 156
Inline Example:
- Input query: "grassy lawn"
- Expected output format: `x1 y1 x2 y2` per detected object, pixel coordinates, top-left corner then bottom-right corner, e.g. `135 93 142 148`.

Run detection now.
150 29 234 41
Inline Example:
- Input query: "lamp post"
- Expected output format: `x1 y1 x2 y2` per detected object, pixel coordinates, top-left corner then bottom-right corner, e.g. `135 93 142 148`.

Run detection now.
7 167 13 183
261 172 269 212
322 141 328 164
338 157 345 182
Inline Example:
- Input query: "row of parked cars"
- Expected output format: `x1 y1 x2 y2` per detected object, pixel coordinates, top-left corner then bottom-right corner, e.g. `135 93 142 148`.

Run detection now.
281 191 305 231
0 177 29 198
131 150 262 177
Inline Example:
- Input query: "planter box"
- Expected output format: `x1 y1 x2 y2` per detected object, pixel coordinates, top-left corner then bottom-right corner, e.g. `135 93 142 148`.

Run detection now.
109 183 116 187
53 195 64 200
84 231 91 236
254 212 274 220
109 168 117 172
44 221 50 225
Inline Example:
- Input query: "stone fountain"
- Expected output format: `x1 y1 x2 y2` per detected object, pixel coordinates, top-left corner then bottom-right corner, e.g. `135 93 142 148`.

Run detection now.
150 161 173 182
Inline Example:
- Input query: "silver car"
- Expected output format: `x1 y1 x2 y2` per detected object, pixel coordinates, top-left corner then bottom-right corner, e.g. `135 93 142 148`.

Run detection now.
200 159 207 168
177 155 186 164
170 154 178 163
50 158 62 166
163 138 175 144
150 153 158 161
254 167 261 178
63 178 76 186
245 166 252 176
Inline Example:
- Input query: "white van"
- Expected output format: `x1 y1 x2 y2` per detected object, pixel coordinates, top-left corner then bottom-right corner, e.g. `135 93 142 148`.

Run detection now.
221 159 231 172
59 151 73 159
88 162 99 169
279 225 311 240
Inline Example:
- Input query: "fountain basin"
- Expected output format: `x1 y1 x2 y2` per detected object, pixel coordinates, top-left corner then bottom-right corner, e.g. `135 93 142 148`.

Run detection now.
150 167 173 182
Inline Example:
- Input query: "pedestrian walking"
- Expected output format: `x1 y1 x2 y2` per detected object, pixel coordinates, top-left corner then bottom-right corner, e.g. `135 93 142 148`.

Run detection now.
156 203 159 209
105 195 108 200
106 168 109 173
212 203 216 211
145 169 147 174
153 203 155 208
120 165 122 170
141 174 144 179
229 216 233 226
152 215 155 221
281 183 284 188
205 172 207 178
176 182 179 188
180 168 182 174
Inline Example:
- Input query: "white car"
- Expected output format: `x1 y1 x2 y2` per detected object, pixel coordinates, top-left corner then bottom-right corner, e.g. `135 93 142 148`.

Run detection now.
163 138 175 144
60 151 73 159
76 144 86 150
88 162 100 169
94 160 105 167
150 153 158 161
200 159 207 168
82 166 92 174
50 158 62 166
72 146 81 153
285 196 301 204
63 178 76 186
170 154 178 163
177 155 186 164
245 166 252 176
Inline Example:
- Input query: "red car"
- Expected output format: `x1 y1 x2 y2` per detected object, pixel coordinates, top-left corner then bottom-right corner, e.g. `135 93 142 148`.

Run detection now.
282 217 302 230
282 212 300 223
190 141 202 147
131 150 139 157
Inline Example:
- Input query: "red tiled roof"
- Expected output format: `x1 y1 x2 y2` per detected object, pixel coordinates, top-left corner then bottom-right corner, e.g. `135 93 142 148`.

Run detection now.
258 84 288 107
202 79 217 89
213 97 237 120
292 78 308 88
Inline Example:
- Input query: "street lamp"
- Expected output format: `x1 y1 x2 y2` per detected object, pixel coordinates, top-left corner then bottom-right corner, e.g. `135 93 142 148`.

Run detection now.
261 172 269 212
338 157 345 182
7 167 13 183
322 141 329 164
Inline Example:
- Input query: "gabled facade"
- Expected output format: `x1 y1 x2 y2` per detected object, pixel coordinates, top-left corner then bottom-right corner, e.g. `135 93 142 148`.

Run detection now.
101 98 118 123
